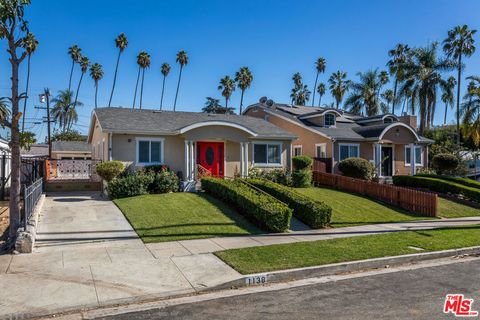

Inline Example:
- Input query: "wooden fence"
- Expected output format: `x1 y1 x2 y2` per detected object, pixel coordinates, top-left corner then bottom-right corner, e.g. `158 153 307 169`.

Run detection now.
312 171 438 217
313 157 332 173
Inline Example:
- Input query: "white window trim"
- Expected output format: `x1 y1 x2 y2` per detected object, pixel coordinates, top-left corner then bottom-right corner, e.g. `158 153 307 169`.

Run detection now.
293 145 302 157
135 137 165 166
338 143 360 161
315 143 327 158
324 113 336 127
252 141 283 167
404 145 423 167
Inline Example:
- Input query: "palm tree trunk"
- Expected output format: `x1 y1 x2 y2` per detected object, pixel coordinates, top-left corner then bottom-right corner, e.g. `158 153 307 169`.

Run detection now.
73 72 84 115
312 72 319 107
68 59 75 92
173 66 183 112
444 103 448 125
95 82 99 109
392 79 398 114
319 95 322 107
21 54 31 132
132 66 141 109
239 89 245 114
225 97 228 109
108 50 121 107
456 55 462 145
160 75 166 110
140 68 145 109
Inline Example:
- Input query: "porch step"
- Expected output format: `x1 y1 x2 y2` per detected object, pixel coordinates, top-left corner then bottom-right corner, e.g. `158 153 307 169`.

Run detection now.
45 180 102 192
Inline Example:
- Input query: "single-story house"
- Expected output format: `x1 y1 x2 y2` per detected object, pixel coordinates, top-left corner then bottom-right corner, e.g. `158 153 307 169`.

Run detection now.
244 99 433 177
87 107 297 183
21 141 91 160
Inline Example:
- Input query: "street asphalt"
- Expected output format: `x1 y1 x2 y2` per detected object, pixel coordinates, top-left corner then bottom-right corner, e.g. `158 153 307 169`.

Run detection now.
95 258 480 320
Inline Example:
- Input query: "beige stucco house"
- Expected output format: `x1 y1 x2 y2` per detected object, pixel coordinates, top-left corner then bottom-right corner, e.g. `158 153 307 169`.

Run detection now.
88 107 296 186
244 100 433 177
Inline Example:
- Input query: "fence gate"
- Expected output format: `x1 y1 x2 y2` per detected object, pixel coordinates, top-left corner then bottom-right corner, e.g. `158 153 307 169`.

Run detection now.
45 159 101 181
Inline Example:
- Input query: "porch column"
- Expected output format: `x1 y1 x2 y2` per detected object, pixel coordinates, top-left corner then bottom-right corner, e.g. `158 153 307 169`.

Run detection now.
189 141 195 180
108 133 113 161
244 142 249 177
374 143 382 177
409 143 416 175
184 140 190 181
239 142 244 177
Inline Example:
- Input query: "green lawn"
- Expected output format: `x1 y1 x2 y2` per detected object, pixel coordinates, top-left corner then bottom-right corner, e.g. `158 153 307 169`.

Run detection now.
296 187 425 227
438 197 480 218
114 193 263 243
215 225 480 274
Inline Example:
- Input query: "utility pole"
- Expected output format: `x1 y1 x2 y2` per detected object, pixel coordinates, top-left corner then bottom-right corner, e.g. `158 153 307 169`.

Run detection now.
38 88 52 158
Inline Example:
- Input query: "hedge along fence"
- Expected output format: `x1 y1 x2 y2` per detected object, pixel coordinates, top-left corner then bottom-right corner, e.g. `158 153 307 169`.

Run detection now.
246 178 332 228
313 171 438 217
393 175 480 203
415 174 480 190
201 177 293 232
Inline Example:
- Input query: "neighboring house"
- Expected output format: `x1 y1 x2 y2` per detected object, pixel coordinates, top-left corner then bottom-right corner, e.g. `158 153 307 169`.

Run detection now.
87 107 297 184
0 137 11 191
460 151 480 181
21 141 91 160
244 100 433 177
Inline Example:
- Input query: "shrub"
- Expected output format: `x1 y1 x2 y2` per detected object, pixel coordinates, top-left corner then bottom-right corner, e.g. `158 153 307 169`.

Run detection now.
393 175 480 203
291 169 312 187
338 157 375 181
432 153 460 175
246 179 331 228
248 167 291 186
107 174 153 199
201 177 292 232
415 174 480 190
149 170 180 193
96 161 125 182
292 156 313 170
142 164 171 173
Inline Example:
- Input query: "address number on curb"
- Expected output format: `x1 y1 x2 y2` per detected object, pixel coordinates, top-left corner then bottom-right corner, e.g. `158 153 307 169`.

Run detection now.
245 275 268 286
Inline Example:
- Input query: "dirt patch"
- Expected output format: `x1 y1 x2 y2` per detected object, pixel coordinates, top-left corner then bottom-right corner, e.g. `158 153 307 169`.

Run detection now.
0 202 9 251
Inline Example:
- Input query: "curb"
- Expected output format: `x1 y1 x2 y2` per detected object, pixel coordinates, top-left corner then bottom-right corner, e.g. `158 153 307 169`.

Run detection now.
205 246 480 291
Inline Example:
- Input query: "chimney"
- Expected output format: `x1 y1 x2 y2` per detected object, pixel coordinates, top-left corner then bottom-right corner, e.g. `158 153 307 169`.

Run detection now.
398 115 417 130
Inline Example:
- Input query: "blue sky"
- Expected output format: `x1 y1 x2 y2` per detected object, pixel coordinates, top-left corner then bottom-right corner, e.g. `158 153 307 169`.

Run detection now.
1 0 479 141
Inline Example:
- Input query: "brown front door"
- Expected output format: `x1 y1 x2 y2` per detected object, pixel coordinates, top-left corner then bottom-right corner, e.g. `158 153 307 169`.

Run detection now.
197 142 224 177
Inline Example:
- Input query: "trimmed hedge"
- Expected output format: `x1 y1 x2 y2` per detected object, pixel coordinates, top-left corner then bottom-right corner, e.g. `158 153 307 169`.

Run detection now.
393 175 480 203
292 156 313 170
415 174 480 190
432 153 460 174
291 169 312 187
338 157 375 181
96 161 125 182
201 177 292 232
246 179 331 228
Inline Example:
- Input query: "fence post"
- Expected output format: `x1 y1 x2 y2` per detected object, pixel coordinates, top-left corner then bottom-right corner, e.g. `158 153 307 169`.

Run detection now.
0 154 5 201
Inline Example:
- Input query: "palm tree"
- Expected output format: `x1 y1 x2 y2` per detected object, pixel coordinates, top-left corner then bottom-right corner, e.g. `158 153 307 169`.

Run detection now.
382 89 394 112
218 76 236 109
51 90 83 132
73 56 89 122
90 63 104 110
460 76 480 146
67 45 82 92
290 72 311 106
234 66 253 114
441 76 456 124
108 33 128 107
160 63 171 110
312 57 326 106
316 83 326 106
20 32 38 132
344 70 388 116
202 97 235 114
387 44 411 114
0 97 10 122
328 71 351 109
138 52 151 109
132 51 150 109
173 50 188 111
443 25 477 145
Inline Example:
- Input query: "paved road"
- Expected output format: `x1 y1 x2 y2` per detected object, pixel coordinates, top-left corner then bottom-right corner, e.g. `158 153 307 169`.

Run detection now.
96 258 480 320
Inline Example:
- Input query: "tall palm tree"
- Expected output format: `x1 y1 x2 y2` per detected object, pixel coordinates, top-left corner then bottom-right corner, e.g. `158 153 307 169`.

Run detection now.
90 63 104 109
312 57 326 106
218 76 236 109
160 63 171 110
328 71 350 109
316 83 326 106
381 89 394 113
345 70 388 116
51 90 83 132
108 33 128 107
173 50 188 111
443 25 477 145
441 76 456 124
290 72 310 106
132 51 150 109
234 66 253 114
138 52 151 109
73 56 89 123
21 32 38 132
387 44 411 114
461 76 480 146
67 45 82 92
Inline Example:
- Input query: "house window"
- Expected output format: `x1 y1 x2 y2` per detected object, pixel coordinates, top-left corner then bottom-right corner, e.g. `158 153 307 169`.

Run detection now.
405 146 422 166
315 144 327 158
384 117 394 124
339 143 359 161
253 142 282 166
293 146 302 157
136 138 164 165
324 113 336 126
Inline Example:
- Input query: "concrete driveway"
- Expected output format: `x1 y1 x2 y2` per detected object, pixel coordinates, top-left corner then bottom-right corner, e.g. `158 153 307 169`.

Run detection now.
0 192 240 319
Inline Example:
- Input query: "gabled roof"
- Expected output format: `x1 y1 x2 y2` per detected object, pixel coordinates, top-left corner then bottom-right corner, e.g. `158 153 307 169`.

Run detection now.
89 107 297 141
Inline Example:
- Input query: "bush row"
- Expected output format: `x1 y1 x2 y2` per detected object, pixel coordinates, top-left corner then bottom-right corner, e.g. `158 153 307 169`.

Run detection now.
201 177 292 232
415 174 480 190
246 178 331 228
392 175 480 203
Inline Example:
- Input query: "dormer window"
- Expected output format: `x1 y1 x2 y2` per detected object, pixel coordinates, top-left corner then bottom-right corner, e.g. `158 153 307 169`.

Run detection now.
383 116 397 124
324 113 336 126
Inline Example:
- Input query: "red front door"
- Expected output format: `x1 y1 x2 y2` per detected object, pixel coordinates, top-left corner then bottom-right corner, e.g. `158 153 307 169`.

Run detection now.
197 142 224 177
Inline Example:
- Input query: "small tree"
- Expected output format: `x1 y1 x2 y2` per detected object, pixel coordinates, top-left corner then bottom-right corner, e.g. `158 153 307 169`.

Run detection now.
291 155 313 187
96 161 125 182
338 158 375 181
432 153 460 175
